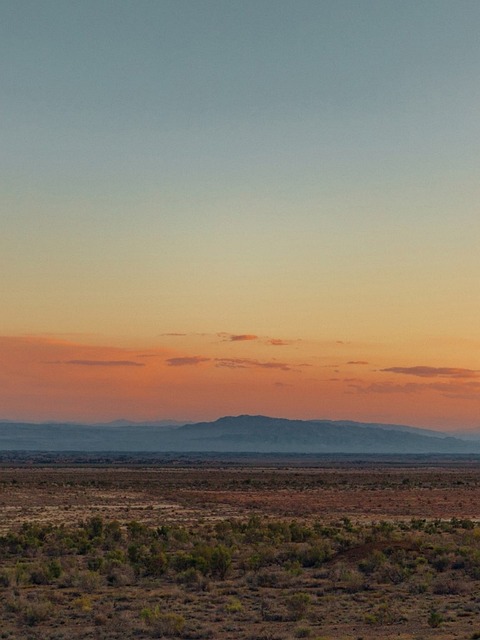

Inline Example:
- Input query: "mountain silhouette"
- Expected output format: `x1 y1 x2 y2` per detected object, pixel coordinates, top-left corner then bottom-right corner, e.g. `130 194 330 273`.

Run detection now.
0 415 476 453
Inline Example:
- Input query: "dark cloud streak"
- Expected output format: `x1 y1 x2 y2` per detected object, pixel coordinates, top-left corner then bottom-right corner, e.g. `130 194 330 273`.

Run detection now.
215 357 293 371
63 360 145 367
166 356 211 367
382 366 479 379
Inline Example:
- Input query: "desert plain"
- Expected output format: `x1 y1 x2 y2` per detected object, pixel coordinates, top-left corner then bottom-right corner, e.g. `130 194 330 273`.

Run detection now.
1 454 480 639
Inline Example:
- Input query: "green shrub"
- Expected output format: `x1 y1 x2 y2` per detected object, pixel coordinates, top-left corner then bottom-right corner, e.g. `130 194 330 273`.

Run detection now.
152 613 185 636
285 592 311 621
295 626 312 638
358 550 386 575
141 606 185 637
225 597 243 613
20 598 54 626
76 569 103 592
210 545 232 579
428 609 444 628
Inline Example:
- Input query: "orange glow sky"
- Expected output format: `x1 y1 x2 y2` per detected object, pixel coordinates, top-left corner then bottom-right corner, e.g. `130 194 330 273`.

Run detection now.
2 3 480 430
1 333 479 429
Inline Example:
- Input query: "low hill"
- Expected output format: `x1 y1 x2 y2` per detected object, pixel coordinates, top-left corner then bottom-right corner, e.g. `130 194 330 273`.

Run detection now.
0 415 476 453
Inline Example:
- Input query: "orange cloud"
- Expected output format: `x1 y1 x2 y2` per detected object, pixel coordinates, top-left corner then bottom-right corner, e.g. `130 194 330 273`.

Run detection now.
228 334 258 342
159 333 188 337
267 338 291 346
350 379 480 401
166 356 211 366
382 366 479 378
214 357 293 371
53 360 145 367
426 381 480 400
350 382 422 394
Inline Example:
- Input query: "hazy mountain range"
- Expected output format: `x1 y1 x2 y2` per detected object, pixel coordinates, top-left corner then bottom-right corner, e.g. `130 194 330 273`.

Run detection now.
0 415 478 453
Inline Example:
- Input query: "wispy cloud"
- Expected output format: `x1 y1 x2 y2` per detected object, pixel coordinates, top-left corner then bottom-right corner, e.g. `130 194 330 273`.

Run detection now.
224 334 258 342
166 356 211 367
427 381 480 400
267 338 291 346
159 333 187 337
350 382 421 394
350 379 480 401
382 366 479 379
347 360 369 365
62 360 145 367
214 357 293 371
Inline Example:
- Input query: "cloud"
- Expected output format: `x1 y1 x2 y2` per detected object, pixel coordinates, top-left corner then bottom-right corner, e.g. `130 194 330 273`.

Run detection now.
350 382 422 395
350 379 480 401
215 332 299 346
159 333 187 337
63 360 145 367
214 357 293 371
166 356 211 367
425 381 480 400
382 366 479 379
267 338 291 346
347 361 369 365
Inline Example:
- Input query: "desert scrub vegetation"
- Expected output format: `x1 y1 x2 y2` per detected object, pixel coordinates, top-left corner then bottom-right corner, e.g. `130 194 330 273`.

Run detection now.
1 514 480 638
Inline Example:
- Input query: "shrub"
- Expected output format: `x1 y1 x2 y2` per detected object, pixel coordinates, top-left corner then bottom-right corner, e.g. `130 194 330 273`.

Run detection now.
151 612 185 636
20 598 54 626
364 602 398 626
428 609 444 628
225 597 243 613
86 516 104 540
141 606 185 637
202 545 232 579
76 569 103 592
298 542 332 567
73 595 93 612
144 551 168 577
432 574 470 595
29 559 62 585
285 592 311 621
245 547 275 571
106 563 136 586
295 626 312 638
358 550 386 575
247 568 287 588
0 569 12 587
176 567 209 591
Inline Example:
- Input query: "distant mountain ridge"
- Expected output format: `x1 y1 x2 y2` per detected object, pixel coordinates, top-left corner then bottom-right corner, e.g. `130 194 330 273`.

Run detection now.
0 415 477 453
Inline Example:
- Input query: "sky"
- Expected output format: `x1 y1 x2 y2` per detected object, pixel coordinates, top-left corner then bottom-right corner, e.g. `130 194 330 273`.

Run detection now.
1 1 479 428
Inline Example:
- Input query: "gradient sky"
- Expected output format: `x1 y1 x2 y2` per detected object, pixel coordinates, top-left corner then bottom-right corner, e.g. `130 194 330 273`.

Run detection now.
1 1 479 428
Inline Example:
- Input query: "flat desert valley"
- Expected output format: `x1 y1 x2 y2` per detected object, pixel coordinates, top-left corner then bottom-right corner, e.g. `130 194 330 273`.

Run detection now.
2 456 480 639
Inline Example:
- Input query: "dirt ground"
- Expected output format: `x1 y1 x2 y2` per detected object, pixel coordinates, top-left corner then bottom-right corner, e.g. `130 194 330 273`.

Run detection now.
2 458 480 640
2 462 480 531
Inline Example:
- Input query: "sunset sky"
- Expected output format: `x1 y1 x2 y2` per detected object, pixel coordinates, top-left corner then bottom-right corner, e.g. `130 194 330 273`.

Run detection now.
2 1 480 428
